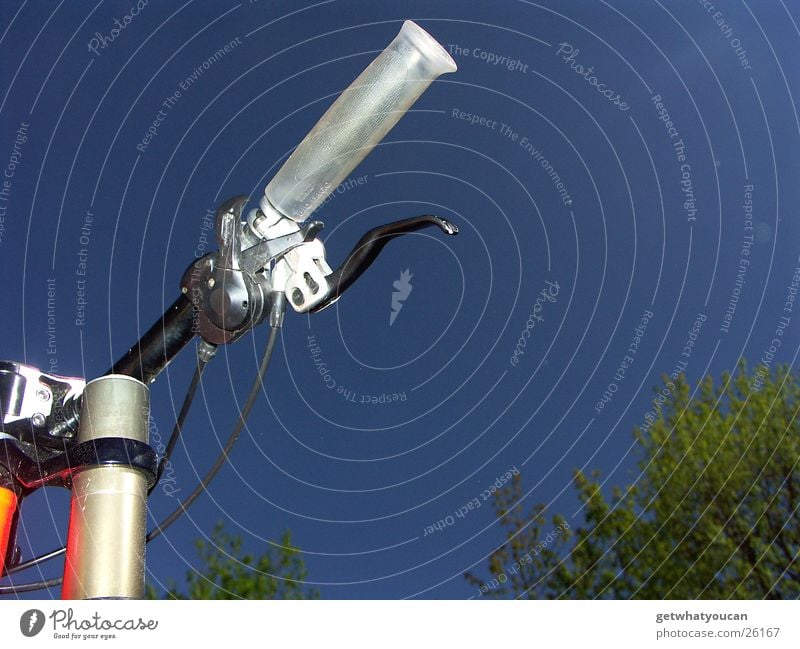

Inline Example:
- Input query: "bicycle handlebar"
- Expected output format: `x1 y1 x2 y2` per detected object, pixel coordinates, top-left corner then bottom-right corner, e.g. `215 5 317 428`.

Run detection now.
0 20 459 599
106 295 196 384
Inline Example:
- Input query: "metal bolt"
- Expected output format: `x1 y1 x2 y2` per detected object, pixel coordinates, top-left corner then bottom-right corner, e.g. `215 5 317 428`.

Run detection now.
36 388 51 401
31 413 46 428
197 340 218 364
207 278 216 289
181 286 188 294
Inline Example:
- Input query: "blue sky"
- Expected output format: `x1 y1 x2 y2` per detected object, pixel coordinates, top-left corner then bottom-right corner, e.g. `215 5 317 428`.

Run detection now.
1 0 798 599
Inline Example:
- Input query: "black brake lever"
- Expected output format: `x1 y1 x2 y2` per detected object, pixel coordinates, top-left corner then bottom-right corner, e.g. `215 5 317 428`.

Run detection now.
310 214 458 313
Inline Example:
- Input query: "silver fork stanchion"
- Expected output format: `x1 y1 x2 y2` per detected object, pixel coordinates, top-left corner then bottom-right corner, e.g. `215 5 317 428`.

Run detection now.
62 375 150 599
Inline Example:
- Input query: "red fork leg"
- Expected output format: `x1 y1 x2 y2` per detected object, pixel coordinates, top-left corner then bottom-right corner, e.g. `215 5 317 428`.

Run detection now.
0 486 17 574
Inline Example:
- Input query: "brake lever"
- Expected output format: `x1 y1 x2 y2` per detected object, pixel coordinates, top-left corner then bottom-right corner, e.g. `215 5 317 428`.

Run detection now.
309 214 458 313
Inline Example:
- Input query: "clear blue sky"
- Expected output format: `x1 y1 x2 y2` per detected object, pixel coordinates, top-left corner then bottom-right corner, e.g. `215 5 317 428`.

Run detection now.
1 0 798 599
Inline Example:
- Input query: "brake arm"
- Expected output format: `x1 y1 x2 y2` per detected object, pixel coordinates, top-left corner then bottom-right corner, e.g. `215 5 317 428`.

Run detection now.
309 214 458 313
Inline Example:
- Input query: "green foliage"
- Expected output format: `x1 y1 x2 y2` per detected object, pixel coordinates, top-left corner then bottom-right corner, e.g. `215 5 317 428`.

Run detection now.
466 364 800 599
146 522 319 599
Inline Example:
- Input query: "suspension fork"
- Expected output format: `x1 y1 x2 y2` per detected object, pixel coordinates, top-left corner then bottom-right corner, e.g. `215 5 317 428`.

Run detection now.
0 485 17 575
62 375 150 599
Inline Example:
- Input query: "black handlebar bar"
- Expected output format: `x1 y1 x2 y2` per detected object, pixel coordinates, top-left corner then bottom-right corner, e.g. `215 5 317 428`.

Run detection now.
106 295 196 384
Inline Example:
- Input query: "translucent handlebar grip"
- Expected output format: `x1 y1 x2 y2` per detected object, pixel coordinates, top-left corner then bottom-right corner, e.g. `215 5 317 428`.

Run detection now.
262 21 457 222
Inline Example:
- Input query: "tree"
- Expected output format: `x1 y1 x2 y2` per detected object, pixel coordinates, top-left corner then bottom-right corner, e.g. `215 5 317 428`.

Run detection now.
146 522 319 599
466 364 800 599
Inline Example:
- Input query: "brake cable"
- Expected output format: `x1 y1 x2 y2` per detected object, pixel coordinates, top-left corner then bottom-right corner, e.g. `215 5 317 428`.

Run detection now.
0 327 277 594
147 324 278 543
152 348 214 491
